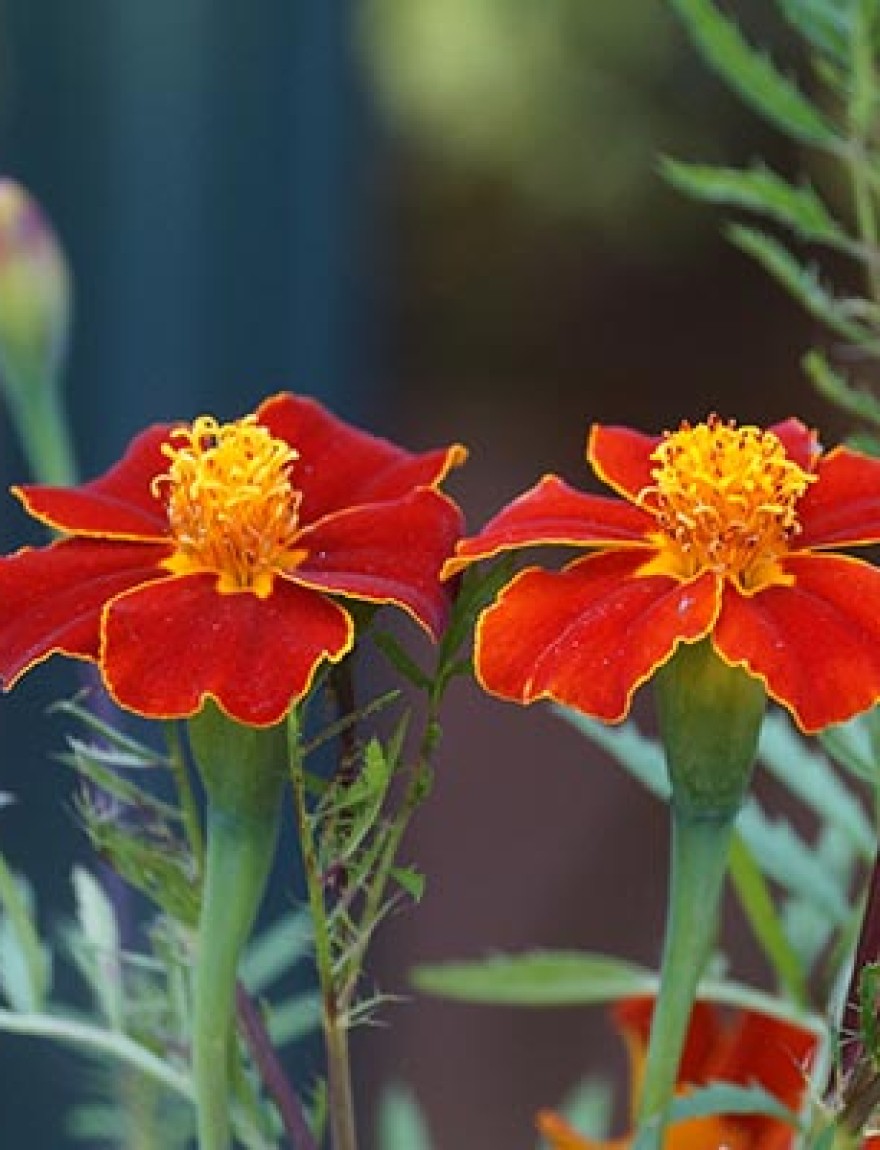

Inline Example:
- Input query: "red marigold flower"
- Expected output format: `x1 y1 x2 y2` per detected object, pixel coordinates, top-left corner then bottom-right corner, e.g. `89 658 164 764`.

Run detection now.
445 416 880 733
0 392 466 726
537 995 820 1149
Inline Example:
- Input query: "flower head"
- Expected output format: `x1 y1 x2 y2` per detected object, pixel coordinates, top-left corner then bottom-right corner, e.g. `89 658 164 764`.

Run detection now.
446 416 880 732
0 393 466 726
537 996 820 1149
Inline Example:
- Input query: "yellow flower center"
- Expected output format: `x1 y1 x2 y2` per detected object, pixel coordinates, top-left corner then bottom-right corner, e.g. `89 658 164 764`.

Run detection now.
638 416 816 593
152 414 306 597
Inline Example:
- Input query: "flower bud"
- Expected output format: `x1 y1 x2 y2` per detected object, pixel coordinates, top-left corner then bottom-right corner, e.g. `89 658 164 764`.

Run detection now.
0 179 71 406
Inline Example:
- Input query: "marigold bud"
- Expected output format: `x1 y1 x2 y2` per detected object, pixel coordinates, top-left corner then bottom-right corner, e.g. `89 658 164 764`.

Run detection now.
0 179 71 405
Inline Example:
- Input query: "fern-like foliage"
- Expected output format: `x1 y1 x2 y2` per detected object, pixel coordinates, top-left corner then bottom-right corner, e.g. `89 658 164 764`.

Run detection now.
666 0 880 432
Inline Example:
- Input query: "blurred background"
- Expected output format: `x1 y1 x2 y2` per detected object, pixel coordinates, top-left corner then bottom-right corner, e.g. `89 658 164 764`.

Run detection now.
0 1 840 1147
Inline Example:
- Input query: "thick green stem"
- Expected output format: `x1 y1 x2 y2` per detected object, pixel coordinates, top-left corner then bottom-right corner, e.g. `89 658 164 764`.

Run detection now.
188 704 287 1150
193 802 280 1150
640 641 765 1137
637 808 736 1125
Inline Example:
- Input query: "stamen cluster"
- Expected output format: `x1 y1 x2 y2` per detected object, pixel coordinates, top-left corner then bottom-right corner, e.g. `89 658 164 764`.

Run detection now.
153 414 304 596
641 415 816 591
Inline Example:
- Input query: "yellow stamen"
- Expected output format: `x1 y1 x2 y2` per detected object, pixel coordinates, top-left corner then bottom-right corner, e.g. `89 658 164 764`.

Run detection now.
638 415 816 593
152 414 306 597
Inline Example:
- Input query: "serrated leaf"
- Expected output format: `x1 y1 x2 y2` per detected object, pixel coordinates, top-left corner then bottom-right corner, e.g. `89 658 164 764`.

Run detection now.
661 159 856 253
412 951 654 1006
758 711 874 857
737 804 850 925
79 809 199 926
377 1083 433 1150
668 0 839 145
726 224 877 344
804 350 880 430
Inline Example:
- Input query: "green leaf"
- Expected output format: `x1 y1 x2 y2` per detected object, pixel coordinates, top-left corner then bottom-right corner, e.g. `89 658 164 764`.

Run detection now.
71 867 123 1030
77 800 199 926
412 951 654 1005
263 991 322 1047
0 859 50 1012
726 224 877 344
804 350 880 430
758 711 874 857
666 1081 800 1127
821 710 880 784
373 632 432 692
661 159 855 253
553 1079 613 1143
779 824 856 974
377 1084 433 1150
774 0 851 61
668 0 839 145
553 709 669 800
737 804 851 925
727 833 809 1006
390 865 425 903
240 908 313 992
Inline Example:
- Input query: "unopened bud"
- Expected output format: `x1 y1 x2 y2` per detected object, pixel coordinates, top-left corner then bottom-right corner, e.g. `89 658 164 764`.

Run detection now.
0 179 71 405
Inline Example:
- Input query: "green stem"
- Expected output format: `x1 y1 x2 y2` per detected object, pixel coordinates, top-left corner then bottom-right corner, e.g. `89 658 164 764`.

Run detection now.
193 801 280 1150
637 808 736 1127
4 367 76 485
287 714 359 1150
325 1009 358 1150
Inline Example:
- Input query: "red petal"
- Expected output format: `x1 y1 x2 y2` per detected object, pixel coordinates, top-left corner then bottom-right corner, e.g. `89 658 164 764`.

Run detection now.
769 417 819 472
15 424 173 539
294 488 462 639
713 554 880 732
101 574 353 725
444 475 652 576
704 1007 817 1104
795 446 880 549
613 997 724 1085
0 538 169 686
473 551 719 721
257 393 466 524
587 424 660 501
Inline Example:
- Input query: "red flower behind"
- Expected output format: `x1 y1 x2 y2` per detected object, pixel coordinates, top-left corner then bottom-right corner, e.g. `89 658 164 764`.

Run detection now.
537 996 821 1149
0 393 466 726
446 416 880 733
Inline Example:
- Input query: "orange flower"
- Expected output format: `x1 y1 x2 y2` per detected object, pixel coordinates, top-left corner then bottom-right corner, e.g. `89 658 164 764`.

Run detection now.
537 996 819 1149
446 416 880 733
0 393 465 725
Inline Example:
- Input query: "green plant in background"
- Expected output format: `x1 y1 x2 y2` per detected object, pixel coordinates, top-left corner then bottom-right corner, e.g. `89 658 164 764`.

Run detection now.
661 0 880 448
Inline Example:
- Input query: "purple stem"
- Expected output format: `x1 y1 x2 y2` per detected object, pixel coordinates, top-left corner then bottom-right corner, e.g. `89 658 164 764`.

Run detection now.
235 981 318 1150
